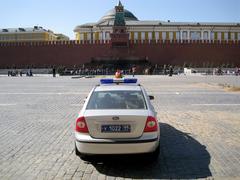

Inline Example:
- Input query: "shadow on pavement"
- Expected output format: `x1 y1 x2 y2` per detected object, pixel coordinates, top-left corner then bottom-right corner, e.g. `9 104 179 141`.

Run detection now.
88 123 212 179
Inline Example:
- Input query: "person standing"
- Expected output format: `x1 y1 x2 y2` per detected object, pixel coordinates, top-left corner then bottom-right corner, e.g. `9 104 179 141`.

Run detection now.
115 69 123 78
53 67 56 77
169 66 173 77
132 66 136 77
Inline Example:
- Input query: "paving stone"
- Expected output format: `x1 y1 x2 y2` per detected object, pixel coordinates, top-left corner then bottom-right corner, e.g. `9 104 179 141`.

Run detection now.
0 76 240 179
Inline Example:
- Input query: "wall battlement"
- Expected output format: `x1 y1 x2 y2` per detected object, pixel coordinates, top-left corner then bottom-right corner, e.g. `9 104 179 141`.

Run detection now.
0 39 240 47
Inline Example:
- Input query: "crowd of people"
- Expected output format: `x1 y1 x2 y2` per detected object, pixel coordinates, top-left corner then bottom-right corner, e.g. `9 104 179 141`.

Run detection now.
59 65 177 76
213 67 240 76
7 69 33 77
5 66 240 77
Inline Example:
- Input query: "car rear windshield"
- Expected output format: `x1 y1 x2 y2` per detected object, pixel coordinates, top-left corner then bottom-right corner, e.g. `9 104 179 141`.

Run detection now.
86 90 147 110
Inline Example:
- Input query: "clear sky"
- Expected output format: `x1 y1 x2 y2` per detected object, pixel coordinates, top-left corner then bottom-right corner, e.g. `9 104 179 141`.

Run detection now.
0 0 239 39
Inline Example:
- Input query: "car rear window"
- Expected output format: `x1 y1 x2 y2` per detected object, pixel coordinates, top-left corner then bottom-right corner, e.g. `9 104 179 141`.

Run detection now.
86 90 147 110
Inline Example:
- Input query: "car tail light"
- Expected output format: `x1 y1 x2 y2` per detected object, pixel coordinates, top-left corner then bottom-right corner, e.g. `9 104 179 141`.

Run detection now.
75 116 89 133
144 116 158 132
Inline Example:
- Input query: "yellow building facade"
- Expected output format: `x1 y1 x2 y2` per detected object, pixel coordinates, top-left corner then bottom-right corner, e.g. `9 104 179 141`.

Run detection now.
0 26 68 42
74 4 240 43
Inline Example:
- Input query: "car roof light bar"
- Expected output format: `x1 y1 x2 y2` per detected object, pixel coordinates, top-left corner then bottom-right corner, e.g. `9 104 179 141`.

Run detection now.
100 78 137 84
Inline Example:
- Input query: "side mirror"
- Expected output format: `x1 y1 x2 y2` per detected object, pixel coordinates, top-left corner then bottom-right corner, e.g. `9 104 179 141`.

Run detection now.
149 95 154 100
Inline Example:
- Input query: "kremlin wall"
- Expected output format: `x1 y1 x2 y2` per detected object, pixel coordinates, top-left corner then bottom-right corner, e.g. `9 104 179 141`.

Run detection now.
0 2 240 69
0 40 239 68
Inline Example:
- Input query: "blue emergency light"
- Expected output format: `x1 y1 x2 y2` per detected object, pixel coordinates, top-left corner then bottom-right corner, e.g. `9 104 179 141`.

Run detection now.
100 78 137 84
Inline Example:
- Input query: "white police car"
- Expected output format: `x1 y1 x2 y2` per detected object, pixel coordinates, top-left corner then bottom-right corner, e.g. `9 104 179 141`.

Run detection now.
75 78 160 160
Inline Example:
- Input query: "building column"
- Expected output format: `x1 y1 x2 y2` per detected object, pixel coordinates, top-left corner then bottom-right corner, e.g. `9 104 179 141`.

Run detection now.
187 30 190 42
208 31 211 41
201 31 204 42
180 31 183 42
102 31 105 43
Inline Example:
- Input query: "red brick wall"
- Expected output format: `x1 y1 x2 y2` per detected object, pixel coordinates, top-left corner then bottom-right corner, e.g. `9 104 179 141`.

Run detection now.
0 40 239 68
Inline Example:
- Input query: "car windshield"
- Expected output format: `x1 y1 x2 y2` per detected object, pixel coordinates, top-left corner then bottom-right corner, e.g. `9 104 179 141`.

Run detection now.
86 90 147 110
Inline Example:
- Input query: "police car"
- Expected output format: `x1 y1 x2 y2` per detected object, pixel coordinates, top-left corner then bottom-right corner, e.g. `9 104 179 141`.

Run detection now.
75 78 160 160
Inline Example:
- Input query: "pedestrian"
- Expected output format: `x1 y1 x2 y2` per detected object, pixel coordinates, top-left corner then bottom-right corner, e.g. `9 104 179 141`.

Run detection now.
27 69 33 76
132 66 136 77
169 66 173 77
115 69 123 78
53 67 56 77
163 65 167 75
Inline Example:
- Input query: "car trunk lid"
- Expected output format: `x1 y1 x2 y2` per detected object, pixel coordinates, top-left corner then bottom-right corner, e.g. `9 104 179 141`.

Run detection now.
84 110 148 139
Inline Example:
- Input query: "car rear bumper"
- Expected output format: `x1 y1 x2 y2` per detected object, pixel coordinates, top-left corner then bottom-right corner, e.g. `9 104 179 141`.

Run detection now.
75 132 159 155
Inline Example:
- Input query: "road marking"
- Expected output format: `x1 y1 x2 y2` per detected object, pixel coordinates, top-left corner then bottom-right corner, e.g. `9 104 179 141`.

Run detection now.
148 92 229 95
70 104 83 107
0 92 87 95
192 104 240 106
0 104 17 106
0 92 233 95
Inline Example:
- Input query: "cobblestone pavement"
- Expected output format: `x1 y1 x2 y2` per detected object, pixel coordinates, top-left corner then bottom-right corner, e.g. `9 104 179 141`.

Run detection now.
0 75 239 180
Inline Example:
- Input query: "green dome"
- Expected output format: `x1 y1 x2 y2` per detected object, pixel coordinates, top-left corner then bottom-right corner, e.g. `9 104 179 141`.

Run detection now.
99 8 138 23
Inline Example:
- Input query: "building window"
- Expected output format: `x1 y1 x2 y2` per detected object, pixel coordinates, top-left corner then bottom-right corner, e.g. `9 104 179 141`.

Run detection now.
231 32 234 40
221 32 224 40
162 32 166 40
235 32 238 40
95 32 99 41
79 33 83 41
217 32 220 40
141 32 145 41
203 31 208 40
166 32 169 40
182 31 188 40
145 32 149 40
149 32 152 40
85 32 89 41
158 32 162 40
210 32 214 40
190 31 201 40
228 32 232 40
76 33 79 40
105 32 110 40
224 32 228 40
214 32 219 41
138 32 141 41
169 32 173 40
176 32 180 40
134 32 138 40
130 32 134 40
152 32 155 40
148 32 152 40
155 32 159 40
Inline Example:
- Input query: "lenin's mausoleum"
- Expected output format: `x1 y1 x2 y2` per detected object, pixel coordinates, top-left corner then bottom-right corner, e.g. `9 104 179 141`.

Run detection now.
0 1 240 69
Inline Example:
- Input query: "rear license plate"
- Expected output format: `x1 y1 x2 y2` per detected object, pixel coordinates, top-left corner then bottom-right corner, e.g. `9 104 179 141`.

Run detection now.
101 125 131 133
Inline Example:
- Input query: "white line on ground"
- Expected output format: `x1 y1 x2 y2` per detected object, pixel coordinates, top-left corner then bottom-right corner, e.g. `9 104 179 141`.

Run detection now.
0 104 17 106
70 104 83 107
192 104 240 106
0 92 87 95
148 92 232 95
